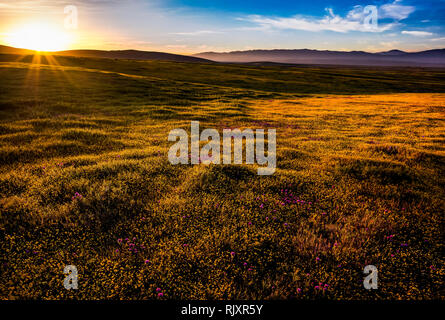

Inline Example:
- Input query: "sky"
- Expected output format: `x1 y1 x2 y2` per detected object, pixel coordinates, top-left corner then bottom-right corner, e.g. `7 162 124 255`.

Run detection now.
0 0 444 53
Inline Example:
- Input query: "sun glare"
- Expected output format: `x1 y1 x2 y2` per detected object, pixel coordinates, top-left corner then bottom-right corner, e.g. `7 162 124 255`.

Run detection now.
5 22 73 52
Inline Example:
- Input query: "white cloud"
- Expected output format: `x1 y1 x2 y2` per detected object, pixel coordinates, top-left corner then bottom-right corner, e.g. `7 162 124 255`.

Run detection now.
241 1 415 34
346 6 364 20
171 30 224 36
430 37 445 42
380 1 415 20
243 8 394 33
380 41 400 48
402 31 434 37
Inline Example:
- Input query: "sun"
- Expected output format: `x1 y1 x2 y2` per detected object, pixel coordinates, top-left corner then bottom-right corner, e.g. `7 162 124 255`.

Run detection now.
5 22 73 52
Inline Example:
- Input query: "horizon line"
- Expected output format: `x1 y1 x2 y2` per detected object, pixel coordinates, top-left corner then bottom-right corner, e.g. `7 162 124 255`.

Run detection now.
1 43 444 56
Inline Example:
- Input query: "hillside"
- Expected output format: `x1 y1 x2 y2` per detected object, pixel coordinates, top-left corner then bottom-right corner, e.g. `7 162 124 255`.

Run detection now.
3 44 445 67
194 48 445 67
0 53 443 299
0 44 211 63
1 53 445 95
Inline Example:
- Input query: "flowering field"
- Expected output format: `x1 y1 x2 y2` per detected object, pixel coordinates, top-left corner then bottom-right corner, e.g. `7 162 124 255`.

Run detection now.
0 54 444 299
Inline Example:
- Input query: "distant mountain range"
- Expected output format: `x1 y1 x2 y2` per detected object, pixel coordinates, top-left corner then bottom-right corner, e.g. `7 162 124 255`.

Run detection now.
1 44 445 67
194 49 445 67
0 45 210 63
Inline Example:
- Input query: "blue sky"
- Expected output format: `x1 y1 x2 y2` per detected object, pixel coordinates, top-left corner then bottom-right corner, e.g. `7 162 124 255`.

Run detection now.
0 0 444 53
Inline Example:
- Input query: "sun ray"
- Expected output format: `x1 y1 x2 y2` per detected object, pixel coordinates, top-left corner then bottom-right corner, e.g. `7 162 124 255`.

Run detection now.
45 54 76 86
23 54 42 97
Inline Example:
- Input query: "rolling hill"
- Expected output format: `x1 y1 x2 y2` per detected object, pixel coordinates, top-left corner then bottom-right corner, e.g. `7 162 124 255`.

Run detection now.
0 44 211 63
194 48 445 67
2 44 445 67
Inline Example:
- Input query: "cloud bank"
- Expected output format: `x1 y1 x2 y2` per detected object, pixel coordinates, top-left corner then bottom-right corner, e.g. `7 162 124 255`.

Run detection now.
242 1 416 33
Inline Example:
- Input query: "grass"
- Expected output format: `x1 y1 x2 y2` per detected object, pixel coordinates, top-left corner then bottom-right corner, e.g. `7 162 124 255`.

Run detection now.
0 53 444 299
